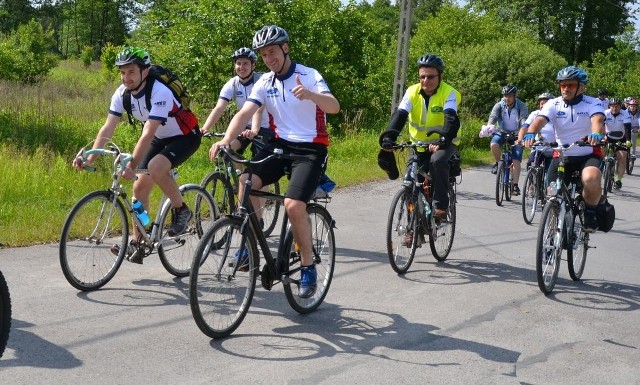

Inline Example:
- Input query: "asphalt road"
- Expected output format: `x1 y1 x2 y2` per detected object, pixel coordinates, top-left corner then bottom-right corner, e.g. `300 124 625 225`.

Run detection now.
1 165 639 385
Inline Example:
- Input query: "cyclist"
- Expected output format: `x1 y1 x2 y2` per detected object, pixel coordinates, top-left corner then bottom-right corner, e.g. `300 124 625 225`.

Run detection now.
201 47 273 156
487 84 528 195
626 98 639 157
603 97 632 189
521 93 555 185
72 46 201 263
522 66 605 232
597 88 609 107
379 53 461 222
209 25 340 299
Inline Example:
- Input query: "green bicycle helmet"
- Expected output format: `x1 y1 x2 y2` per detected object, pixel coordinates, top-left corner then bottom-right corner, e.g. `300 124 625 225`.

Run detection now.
115 47 151 67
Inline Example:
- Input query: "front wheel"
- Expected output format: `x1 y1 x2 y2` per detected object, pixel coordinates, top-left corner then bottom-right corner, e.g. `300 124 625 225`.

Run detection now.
158 185 218 277
386 188 418 274
495 161 505 206
627 155 635 175
429 182 456 261
283 205 335 314
536 201 563 295
567 198 588 281
0 270 11 359
59 191 128 291
522 170 538 224
189 217 259 339
602 160 614 196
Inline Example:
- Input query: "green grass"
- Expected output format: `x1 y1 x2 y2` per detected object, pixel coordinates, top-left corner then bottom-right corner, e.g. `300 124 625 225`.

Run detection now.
0 60 495 247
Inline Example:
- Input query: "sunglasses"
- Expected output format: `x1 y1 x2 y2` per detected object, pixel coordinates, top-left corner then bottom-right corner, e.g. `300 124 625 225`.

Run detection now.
559 83 578 90
419 74 439 80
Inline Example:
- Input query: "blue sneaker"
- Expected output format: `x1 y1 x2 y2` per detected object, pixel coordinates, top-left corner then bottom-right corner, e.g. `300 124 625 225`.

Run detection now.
228 248 249 272
299 265 317 299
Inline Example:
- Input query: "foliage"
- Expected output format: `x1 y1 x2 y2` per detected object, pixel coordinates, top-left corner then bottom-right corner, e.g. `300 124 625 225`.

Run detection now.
81 45 93 67
0 19 59 84
99 42 122 81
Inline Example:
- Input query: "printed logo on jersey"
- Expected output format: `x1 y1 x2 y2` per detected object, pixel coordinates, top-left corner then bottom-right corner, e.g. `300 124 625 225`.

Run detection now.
266 87 279 98
431 106 443 113
556 111 567 117
577 111 589 116
154 101 166 107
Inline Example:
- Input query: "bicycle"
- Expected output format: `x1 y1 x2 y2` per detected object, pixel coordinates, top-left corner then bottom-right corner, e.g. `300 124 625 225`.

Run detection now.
625 132 635 175
201 132 282 237
189 146 336 339
60 142 218 291
495 130 518 206
522 142 552 224
0 270 10 359
601 139 628 196
536 141 595 295
385 142 458 274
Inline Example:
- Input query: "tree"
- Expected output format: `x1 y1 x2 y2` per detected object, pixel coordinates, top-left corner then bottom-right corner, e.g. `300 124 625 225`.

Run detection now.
0 0 35 34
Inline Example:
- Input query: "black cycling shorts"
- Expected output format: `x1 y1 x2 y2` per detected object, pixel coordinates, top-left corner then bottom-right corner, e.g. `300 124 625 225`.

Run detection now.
139 129 201 169
547 154 601 186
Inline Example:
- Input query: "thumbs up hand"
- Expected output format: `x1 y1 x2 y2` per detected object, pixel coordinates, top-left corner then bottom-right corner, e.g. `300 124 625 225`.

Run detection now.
292 74 308 100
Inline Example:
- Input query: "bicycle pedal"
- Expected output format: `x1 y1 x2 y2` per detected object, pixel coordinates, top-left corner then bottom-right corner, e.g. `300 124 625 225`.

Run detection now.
281 274 299 286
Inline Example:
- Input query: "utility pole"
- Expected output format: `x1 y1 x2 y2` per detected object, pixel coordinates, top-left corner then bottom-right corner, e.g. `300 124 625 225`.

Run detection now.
390 0 413 114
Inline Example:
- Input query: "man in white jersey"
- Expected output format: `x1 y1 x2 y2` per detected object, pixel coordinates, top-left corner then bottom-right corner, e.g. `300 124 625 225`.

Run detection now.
626 98 639 157
487 84 528 195
522 66 605 232
201 47 273 156
73 47 201 263
209 25 340 298
603 97 632 189
521 93 555 183
597 89 609 108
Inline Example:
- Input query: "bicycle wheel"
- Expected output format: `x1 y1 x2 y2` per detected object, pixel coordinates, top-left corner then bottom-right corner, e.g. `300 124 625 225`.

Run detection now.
386 188 418 274
495 161 505 206
259 180 282 237
505 165 512 202
201 171 235 216
59 191 128 291
522 170 538 224
429 182 456 261
567 198 588 281
602 160 613 196
158 185 218 277
536 201 563 294
189 217 259 339
627 156 635 175
283 205 336 314
0 270 11 358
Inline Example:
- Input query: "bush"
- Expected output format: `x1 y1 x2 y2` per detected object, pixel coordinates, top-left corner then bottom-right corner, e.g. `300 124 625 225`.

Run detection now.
81 45 93 68
100 42 122 81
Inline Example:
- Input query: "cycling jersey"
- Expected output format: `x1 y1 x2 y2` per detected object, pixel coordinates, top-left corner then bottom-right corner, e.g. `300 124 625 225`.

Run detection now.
539 95 605 156
109 82 184 139
488 99 528 132
627 110 640 129
218 72 270 129
523 110 554 142
248 62 332 145
604 108 631 140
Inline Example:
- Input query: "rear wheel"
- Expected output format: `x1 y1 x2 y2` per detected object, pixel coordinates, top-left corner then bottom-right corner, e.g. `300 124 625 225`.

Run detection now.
522 170 538 224
567 199 588 281
429 182 456 261
201 171 235 216
536 201 563 295
495 161 505 206
386 188 418 274
0 270 11 358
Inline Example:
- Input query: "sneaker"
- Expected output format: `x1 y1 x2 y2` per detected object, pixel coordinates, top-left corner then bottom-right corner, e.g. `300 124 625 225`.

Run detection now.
614 180 622 190
228 248 249 272
583 207 598 233
167 203 192 237
491 162 498 174
299 265 317 299
111 240 143 264
512 184 521 196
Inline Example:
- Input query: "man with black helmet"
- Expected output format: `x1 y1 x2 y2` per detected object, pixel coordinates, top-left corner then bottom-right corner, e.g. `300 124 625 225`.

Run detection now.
597 89 609 107
210 26 340 299
72 47 201 263
378 53 461 221
604 97 632 189
486 84 528 196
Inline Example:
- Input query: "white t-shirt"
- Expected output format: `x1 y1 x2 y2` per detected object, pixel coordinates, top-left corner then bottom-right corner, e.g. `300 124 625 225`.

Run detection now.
218 73 270 129
523 109 555 142
604 108 630 140
248 62 332 145
539 95 605 156
109 82 183 139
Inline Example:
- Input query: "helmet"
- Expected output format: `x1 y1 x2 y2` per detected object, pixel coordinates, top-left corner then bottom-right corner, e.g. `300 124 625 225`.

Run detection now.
624 96 633 104
252 25 289 50
597 88 608 96
556 66 588 84
231 47 257 63
417 54 444 72
115 46 151 67
628 98 638 106
501 84 518 95
538 92 554 100
609 97 622 106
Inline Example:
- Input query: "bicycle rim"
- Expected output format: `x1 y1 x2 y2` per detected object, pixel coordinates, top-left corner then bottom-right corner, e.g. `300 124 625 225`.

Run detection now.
536 201 562 294
189 217 258 339
59 191 127 291
567 199 588 281
386 189 417 274
201 172 235 216
259 180 281 237
522 171 537 224
627 157 635 175
429 184 456 261
495 161 505 206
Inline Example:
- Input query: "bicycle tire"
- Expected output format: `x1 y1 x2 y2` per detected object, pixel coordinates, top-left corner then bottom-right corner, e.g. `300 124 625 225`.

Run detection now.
201 171 235 216
536 201 562 294
59 191 128 291
602 159 613 196
522 170 538 224
158 185 218 277
259 180 282 237
429 182 456 261
283 204 335 314
386 188 418 274
0 270 11 359
567 198 588 281
189 217 259 339
505 163 512 202
627 156 635 175
495 161 505 206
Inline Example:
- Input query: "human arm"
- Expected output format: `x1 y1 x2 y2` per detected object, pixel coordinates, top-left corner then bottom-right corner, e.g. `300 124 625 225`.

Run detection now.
291 75 340 114
487 102 501 125
120 118 161 179
379 108 408 149
200 99 230 134
73 113 120 170
241 104 266 139
522 115 549 147
209 101 260 160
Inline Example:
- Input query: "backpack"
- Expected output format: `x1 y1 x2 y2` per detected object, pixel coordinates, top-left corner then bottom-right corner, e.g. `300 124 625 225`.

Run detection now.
122 64 198 134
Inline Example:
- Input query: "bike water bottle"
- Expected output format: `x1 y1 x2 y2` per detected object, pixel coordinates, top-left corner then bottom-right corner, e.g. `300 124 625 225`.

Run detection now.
420 194 431 216
548 181 558 196
132 198 150 226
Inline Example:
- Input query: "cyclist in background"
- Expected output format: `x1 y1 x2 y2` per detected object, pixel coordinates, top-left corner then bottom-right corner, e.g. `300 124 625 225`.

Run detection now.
603 97 632 189
521 93 555 184
487 84 528 195
72 47 201 263
626 98 639 157
597 89 609 107
209 25 340 299
522 66 605 232
379 53 461 221
201 47 273 156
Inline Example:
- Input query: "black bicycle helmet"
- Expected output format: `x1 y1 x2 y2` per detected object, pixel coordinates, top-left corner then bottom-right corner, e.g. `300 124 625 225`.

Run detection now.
416 54 444 73
252 25 289 50
597 88 608 96
556 66 588 84
231 47 257 63
538 92 554 100
115 46 151 67
501 84 518 95
609 97 622 106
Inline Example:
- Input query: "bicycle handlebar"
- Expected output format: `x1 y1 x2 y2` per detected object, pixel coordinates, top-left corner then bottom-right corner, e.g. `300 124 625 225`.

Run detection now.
203 132 264 140
220 145 307 165
382 141 431 151
78 143 133 173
